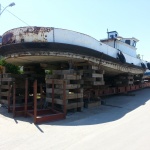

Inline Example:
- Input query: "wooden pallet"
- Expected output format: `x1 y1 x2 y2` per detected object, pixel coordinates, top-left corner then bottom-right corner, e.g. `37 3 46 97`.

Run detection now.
46 69 83 111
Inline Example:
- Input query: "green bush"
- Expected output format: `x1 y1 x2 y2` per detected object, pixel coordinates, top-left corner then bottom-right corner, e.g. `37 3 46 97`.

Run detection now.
0 59 20 74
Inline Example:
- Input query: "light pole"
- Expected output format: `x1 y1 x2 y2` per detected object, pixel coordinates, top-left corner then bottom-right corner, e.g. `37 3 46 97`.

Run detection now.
0 2 15 16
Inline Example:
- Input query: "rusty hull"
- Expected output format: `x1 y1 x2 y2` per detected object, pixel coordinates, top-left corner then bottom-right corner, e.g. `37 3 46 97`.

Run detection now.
2 27 53 45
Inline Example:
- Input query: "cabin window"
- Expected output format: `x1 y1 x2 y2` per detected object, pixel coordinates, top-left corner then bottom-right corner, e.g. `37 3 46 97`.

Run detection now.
110 35 114 38
115 34 117 37
132 40 136 47
125 40 130 45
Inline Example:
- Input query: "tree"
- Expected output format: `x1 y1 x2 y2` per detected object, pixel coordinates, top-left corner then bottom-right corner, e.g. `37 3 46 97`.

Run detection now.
0 59 20 74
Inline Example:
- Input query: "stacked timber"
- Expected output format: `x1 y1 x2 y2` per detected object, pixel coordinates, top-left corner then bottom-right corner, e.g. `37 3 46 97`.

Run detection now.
0 73 14 106
113 74 134 86
134 74 144 85
74 62 104 108
46 69 83 111
75 62 105 88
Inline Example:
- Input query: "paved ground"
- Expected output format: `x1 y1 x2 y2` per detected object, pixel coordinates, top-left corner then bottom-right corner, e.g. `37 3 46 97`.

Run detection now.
1 88 150 150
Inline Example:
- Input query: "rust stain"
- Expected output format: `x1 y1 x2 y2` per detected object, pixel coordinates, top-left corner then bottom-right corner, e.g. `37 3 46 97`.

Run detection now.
2 27 54 45
2 32 15 45
33 27 41 34
23 27 53 35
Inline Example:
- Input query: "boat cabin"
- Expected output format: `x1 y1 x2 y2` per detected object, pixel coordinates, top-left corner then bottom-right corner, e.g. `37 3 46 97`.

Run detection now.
101 31 139 57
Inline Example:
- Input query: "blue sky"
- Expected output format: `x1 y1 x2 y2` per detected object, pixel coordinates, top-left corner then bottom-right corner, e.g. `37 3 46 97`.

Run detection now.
0 0 150 61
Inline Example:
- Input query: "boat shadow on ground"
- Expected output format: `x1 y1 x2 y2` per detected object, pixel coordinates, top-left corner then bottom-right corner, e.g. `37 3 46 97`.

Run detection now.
0 106 33 124
45 88 150 126
0 88 150 127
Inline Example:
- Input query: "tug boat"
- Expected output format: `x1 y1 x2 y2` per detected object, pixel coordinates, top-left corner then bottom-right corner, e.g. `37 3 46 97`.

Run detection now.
0 27 147 76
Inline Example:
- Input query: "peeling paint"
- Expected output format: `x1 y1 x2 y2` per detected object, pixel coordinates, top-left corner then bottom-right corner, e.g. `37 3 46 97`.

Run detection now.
2 27 54 45
2 32 15 45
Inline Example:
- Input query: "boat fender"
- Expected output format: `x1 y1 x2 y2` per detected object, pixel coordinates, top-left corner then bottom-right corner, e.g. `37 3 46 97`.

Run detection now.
141 63 146 69
117 51 126 63
147 63 150 70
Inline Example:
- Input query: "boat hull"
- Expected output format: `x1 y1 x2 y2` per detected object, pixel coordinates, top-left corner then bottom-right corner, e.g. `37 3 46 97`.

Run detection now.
0 42 144 75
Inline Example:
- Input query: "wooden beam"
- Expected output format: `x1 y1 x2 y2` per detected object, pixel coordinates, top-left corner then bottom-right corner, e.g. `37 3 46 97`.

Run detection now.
46 79 64 84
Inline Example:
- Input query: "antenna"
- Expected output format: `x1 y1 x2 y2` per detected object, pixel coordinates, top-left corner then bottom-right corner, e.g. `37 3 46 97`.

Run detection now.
107 28 109 39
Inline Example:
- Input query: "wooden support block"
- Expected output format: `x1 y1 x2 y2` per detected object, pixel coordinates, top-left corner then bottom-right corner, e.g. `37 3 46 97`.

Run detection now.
92 73 103 78
93 81 105 85
53 69 75 74
2 73 12 78
46 79 64 84
87 101 101 108
65 93 83 99
0 99 8 105
2 78 14 82
46 74 59 79
46 88 69 94
46 98 68 105
1 85 10 89
67 102 83 110
91 66 99 70
63 74 81 80
1 91 10 96
127 76 134 80
66 103 78 109
82 78 95 81
55 84 81 89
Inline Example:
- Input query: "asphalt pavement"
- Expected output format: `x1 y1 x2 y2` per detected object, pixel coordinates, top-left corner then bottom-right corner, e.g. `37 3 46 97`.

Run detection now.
0 88 150 150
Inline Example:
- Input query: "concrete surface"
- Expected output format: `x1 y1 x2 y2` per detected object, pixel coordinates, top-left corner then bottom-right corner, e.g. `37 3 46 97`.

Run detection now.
1 88 150 150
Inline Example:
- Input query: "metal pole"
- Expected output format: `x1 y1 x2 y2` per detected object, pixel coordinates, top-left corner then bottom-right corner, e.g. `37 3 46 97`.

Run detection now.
34 80 37 124
40 83 43 109
13 82 16 117
7 82 11 112
63 80 66 115
52 79 54 109
0 2 15 16
24 78 28 116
